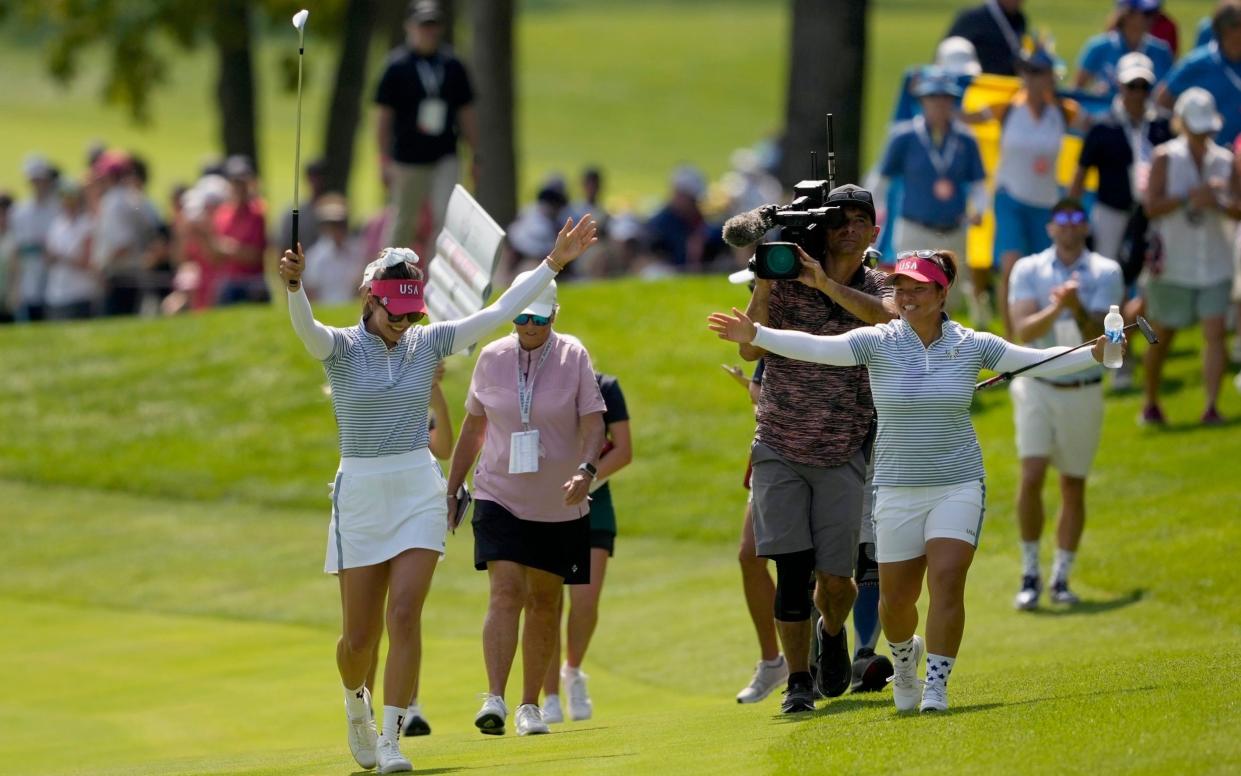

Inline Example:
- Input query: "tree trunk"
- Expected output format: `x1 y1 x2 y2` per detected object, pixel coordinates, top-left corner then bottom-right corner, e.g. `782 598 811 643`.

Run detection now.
322 0 380 195
212 0 259 171
778 0 867 189
470 0 516 228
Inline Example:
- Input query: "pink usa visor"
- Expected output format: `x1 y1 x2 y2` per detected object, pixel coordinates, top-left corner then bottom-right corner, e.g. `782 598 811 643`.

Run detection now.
370 279 427 315
890 257 949 289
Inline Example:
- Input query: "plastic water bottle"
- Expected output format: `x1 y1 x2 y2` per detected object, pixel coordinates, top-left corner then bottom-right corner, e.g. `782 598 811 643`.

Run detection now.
1103 305 1124 369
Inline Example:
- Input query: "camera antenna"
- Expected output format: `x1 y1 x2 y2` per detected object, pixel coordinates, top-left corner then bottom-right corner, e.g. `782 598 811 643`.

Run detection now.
825 114 837 191
810 151 818 180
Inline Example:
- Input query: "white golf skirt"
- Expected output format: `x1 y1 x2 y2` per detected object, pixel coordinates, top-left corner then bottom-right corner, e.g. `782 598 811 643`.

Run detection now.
324 448 448 574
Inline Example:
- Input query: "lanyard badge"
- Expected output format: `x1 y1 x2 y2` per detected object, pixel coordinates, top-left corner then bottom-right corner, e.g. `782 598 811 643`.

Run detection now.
509 335 555 474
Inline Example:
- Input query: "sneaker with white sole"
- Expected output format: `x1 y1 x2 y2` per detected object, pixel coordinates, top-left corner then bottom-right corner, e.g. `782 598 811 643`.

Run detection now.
562 665 593 721
401 704 430 737
515 703 550 735
891 635 924 712
375 735 412 773
474 694 507 735
345 688 378 770
1049 579 1080 606
541 693 564 724
736 655 789 703
919 682 948 713
1014 575 1041 611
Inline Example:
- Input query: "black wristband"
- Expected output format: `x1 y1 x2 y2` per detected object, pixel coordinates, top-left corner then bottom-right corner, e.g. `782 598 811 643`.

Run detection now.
578 462 597 479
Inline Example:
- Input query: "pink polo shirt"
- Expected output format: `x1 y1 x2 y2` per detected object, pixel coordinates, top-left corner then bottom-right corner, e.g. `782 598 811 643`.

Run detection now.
466 332 606 522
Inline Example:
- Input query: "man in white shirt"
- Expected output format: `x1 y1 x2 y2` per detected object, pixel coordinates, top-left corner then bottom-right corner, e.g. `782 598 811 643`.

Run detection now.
10 155 61 322
303 195 364 304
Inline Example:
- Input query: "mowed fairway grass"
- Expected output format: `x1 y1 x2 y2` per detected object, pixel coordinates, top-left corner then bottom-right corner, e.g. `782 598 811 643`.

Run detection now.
1 277 1239 775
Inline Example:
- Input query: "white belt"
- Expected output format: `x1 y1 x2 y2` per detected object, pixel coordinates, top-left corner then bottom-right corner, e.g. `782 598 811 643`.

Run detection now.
339 448 432 475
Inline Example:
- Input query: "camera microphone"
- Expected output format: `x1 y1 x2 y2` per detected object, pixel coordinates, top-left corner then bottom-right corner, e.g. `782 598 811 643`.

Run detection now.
722 204 777 247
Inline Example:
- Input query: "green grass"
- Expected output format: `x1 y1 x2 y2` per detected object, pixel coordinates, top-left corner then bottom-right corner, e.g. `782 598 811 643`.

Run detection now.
0 1 1219 214
2 276 1240 774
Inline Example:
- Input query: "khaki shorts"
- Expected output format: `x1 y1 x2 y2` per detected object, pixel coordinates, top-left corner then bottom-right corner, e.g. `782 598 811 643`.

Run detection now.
1145 278 1231 330
1010 376 1104 478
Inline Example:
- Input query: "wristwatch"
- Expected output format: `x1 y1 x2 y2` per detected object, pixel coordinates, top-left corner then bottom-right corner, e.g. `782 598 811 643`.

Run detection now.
577 462 598 479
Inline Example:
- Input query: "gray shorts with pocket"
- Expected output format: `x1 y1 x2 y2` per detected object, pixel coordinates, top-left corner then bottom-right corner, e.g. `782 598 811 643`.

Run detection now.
750 441 865 578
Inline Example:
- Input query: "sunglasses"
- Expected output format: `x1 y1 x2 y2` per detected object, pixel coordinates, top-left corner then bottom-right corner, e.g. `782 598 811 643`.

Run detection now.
381 305 424 324
827 189 874 206
897 249 942 260
513 313 552 326
1122 80 1152 92
1052 211 1087 226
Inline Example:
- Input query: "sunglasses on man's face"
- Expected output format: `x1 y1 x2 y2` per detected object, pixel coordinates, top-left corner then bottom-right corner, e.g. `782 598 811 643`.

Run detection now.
513 313 552 326
1122 80 1152 92
1052 211 1087 226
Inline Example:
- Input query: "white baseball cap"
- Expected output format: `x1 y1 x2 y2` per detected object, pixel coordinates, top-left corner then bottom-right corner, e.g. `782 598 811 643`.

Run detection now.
22 154 53 180
935 36 982 77
1175 87 1223 135
1116 52 1156 86
514 269 557 318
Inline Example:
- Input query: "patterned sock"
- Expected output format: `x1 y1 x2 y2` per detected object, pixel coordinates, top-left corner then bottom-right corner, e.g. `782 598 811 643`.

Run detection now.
382 705 405 741
888 637 917 666
1021 541 1041 578
1052 549 1076 585
344 684 369 721
925 653 956 688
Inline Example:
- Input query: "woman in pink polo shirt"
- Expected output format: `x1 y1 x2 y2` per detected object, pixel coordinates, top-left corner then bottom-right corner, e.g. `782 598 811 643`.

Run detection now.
446 275 606 737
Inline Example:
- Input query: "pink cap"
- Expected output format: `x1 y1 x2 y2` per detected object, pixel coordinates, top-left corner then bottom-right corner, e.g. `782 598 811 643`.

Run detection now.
370 278 427 315
891 257 950 289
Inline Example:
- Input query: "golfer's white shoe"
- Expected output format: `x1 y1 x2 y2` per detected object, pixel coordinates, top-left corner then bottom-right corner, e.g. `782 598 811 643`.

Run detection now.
562 665 593 721
515 703 550 735
920 682 948 713
474 694 507 735
736 655 789 703
1014 575 1041 611
891 635 924 712
375 735 412 773
541 693 564 724
345 707 379 770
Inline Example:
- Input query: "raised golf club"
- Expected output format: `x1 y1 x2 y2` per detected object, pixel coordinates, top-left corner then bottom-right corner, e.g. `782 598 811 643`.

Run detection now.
975 315 1159 391
287 8 309 290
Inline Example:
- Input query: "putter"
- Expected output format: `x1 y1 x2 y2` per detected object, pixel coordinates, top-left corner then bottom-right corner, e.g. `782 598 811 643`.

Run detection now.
975 316 1158 391
288 9 310 290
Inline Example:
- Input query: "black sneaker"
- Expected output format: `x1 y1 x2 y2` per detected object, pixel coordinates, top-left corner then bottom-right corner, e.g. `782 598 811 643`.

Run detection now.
780 675 815 714
815 617 851 698
1049 579 1080 606
402 709 431 737
850 647 894 693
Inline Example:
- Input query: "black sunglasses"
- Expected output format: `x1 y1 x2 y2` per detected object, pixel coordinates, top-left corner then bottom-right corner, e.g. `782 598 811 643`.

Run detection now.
827 189 874 205
380 305 424 324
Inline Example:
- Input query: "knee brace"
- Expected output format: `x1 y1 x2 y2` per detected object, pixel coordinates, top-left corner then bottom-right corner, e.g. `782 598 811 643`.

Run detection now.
854 542 879 586
772 549 816 622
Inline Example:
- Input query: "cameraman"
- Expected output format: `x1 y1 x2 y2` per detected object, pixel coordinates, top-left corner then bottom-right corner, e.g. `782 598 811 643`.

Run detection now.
739 184 895 713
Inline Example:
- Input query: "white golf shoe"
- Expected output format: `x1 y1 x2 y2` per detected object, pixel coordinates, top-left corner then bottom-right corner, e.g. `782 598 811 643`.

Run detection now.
736 655 789 703
541 693 564 724
561 664 593 721
920 682 948 713
474 693 507 735
375 735 412 773
345 688 378 770
891 635 924 712
515 703 550 735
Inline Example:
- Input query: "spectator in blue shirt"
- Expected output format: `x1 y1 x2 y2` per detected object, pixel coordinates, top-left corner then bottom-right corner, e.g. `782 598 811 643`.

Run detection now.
1073 1 1174 98
874 68 988 318
1156 0 1241 147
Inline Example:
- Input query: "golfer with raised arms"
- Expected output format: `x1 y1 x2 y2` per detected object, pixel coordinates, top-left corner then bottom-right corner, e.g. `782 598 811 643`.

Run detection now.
278 214 596 773
708 249 1123 713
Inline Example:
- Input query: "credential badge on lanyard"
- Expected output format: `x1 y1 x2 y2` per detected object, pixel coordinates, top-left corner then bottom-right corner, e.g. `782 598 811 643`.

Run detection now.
914 116 960 201
510 334 555 474
415 57 448 135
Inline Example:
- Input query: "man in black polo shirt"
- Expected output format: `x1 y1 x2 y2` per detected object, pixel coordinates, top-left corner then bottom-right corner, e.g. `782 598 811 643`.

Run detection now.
375 0 478 253
944 0 1028 77
739 184 896 713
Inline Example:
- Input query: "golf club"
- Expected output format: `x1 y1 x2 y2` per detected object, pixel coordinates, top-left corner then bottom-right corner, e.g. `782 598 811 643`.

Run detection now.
975 316 1159 391
288 8 309 290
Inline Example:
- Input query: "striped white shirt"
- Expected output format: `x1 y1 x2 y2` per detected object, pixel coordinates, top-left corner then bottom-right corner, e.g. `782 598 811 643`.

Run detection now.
752 317 1100 487
289 263 558 458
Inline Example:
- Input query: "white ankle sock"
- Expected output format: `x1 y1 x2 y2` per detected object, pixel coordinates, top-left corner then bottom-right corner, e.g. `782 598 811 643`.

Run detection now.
1021 541 1041 578
344 684 369 720
888 637 916 665
1052 549 1076 584
406 697 420 713
925 653 955 687
382 705 405 741
761 655 785 668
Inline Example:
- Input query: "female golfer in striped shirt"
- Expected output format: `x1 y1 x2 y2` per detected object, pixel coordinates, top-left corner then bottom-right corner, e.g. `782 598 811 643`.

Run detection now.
709 249 1122 714
278 215 596 773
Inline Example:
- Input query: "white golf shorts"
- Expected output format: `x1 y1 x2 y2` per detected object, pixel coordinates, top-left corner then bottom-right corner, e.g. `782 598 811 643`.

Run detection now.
324 448 449 574
1010 376 1104 478
873 479 986 563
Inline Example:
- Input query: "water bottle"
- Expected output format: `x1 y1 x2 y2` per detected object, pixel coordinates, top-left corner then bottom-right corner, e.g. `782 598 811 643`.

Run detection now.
1103 305 1124 369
